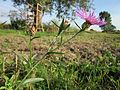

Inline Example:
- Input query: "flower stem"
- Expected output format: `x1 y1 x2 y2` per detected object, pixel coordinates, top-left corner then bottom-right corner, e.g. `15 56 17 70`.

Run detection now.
51 29 84 51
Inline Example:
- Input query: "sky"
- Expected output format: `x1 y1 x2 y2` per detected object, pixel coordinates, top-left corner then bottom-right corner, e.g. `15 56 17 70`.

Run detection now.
0 0 120 30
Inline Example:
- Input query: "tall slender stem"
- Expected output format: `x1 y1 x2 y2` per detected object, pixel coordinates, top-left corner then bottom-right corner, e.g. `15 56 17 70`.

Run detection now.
29 36 32 67
15 27 84 90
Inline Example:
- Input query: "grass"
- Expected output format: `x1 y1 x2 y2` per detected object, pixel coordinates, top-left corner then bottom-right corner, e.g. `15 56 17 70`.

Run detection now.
0 29 120 90
0 29 56 36
0 29 24 35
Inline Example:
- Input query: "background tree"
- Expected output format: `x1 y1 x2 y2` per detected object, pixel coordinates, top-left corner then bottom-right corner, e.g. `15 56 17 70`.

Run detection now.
9 10 26 30
7 0 93 19
99 11 116 32
4 0 93 31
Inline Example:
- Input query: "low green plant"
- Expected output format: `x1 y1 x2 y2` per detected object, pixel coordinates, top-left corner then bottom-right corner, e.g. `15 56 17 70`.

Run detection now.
29 51 120 90
0 75 16 90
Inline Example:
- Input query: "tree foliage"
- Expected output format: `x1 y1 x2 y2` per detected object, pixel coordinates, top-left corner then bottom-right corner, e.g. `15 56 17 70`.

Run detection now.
9 10 26 30
8 0 93 19
99 11 116 32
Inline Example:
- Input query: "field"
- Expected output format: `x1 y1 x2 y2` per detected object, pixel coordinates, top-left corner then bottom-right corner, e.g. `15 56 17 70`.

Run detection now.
0 29 120 90
0 29 119 61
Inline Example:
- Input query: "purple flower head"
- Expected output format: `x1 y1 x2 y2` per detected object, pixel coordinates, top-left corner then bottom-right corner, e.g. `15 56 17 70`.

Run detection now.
76 9 106 26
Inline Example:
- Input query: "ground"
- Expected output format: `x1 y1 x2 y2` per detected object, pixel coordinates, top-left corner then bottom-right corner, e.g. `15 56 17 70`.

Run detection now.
0 29 120 62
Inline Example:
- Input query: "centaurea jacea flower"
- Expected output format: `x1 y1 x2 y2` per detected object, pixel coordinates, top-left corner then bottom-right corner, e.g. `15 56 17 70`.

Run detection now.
76 9 106 28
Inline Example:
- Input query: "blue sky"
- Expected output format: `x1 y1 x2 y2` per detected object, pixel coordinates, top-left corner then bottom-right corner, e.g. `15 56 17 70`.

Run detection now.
0 0 120 30
93 0 120 30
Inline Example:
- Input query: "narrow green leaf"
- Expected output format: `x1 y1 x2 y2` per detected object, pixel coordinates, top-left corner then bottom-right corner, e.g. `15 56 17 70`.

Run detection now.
31 36 41 41
64 24 70 30
52 21 59 28
47 52 64 55
60 18 64 29
74 21 81 30
22 78 44 85
60 36 63 44
58 18 65 36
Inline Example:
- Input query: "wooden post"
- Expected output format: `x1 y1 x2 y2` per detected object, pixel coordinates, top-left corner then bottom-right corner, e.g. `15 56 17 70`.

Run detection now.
26 3 44 34
36 3 39 30
36 3 44 32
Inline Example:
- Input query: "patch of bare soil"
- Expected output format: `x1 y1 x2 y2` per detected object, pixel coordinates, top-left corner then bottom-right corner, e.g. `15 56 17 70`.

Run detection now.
0 35 119 62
